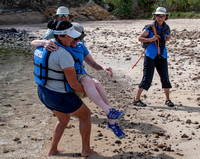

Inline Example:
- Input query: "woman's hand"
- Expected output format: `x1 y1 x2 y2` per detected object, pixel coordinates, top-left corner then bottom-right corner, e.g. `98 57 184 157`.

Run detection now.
44 40 59 52
151 35 160 42
103 67 113 78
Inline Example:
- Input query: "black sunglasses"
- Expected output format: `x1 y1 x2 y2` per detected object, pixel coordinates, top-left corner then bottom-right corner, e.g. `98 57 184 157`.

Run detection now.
74 38 81 41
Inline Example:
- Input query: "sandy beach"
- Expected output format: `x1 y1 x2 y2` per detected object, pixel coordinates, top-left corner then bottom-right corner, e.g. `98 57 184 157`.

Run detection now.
0 19 200 159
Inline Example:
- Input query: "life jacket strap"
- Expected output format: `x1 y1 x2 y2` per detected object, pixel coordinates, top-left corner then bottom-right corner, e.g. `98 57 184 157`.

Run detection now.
34 72 66 82
34 62 63 73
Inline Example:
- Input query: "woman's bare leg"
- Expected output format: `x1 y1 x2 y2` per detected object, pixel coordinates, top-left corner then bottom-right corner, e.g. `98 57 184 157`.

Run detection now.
164 88 170 100
47 110 70 156
93 79 110 106
135 88 143 101
80 76 111 114
72 103 99 157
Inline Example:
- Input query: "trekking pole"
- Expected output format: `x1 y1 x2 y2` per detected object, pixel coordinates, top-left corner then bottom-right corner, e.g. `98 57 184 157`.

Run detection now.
132 49 145 69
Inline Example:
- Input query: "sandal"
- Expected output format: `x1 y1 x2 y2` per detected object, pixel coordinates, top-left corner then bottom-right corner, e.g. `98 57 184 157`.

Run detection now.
108 122 125 139
107 108 125 120
165 100 174 107
132 100 147 107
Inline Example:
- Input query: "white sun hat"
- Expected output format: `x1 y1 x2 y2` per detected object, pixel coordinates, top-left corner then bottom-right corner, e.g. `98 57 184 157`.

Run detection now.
52 6 73 19
152 7 169 15
54 25 81 38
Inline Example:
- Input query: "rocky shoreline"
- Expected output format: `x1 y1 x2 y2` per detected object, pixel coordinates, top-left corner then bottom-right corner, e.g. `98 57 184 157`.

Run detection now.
0 2 117 25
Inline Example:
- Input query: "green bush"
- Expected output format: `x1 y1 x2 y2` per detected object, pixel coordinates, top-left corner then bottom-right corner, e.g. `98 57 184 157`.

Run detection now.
94 0 200 19
169 11 200 18
105 0 135 18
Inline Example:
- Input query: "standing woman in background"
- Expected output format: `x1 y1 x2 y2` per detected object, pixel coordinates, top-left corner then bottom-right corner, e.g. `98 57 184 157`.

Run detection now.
44 6 73 40
133 7 174 107
41 6 73 51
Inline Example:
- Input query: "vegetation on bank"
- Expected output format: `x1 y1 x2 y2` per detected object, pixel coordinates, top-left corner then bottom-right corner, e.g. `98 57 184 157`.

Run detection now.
94 0 200 19
0 47 32 55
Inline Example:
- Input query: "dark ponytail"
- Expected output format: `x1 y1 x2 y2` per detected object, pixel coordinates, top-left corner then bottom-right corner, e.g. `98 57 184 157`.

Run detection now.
55 21 73 30
47 19 58 30
53 21 73 44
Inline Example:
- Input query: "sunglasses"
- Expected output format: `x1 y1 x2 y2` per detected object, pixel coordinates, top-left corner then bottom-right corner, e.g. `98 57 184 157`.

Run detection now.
74 38 81 41
58 14 68 17
156 15 166 18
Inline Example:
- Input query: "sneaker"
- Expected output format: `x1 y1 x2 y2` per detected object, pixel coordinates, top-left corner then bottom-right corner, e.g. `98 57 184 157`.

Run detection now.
108 122 125 139
165 100 174 107
107 108 125 120
132 100 147 107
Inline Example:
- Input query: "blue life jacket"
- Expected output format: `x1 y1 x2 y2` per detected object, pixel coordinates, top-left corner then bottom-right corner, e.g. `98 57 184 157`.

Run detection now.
34 42 82 93
54 42 83 74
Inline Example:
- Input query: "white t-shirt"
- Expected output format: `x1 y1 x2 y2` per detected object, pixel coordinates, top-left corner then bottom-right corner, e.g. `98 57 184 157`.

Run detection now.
45 47 75 93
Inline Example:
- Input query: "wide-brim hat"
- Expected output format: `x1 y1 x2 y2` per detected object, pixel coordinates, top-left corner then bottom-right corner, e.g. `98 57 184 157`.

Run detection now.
52 6 74 19
152 7 169 15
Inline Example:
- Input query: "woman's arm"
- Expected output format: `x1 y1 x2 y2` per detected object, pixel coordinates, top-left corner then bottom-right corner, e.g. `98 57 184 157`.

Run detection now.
84 54 113 77
63 67 85 93
138 30 159 42
30 39 58 52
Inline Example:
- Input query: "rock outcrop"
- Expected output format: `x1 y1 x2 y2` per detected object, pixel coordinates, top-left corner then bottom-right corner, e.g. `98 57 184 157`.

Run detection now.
0 2 117 25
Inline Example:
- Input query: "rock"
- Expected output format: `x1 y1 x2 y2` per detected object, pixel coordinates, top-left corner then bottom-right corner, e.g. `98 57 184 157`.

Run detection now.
176 153 184 156
115 140 122 145
13 137 20 141
157 144 165 148
3 149 9 153
192 121 199 124
181 133 189 138
0 2 117 24
194 125 200 129
174 117 180 121
154 131 165 136
186 119 192 124
70 2 117 22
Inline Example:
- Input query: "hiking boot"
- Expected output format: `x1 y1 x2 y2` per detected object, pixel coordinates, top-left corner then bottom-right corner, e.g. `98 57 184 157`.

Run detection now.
108 122 125 139
107 108 125 120
132 100 147 107
165 100 174 107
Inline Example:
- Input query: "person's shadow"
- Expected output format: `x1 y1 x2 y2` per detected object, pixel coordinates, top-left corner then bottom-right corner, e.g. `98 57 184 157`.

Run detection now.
148 104 200 113
55 152 174 159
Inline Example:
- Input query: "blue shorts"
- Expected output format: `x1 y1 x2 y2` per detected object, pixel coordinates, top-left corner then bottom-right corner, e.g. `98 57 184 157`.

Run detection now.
38 85 82 114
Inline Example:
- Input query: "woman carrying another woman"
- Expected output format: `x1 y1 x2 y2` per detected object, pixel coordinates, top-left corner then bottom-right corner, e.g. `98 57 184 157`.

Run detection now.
31 22 125 139
33 21 98 157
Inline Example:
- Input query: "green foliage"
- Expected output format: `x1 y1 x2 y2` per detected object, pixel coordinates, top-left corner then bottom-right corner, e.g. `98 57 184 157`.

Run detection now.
106 0 135 18
94 0 200 19
154 0 200 12
138 0 155 11
169 11 200 18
